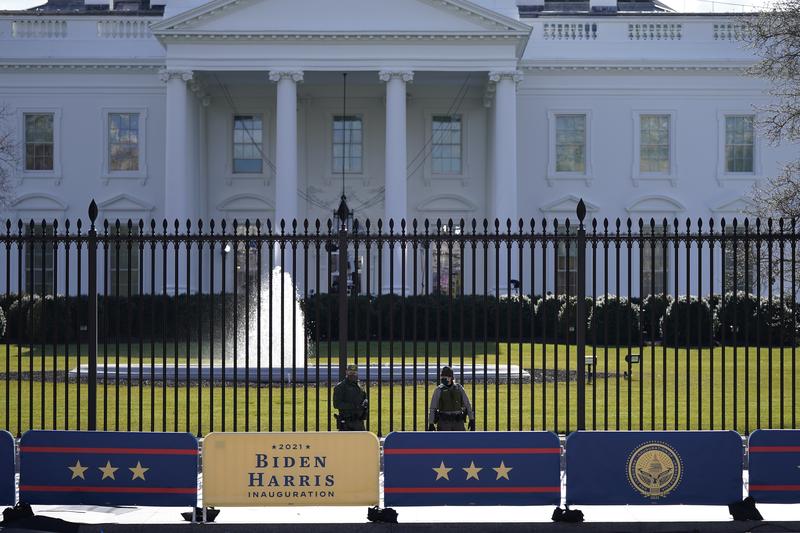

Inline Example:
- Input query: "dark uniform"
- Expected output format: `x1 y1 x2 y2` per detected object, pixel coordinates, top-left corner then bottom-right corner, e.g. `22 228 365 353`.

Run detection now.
333 364 367 431
428 366 475 431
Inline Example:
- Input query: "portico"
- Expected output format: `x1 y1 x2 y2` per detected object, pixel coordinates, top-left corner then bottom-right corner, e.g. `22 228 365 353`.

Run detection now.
151 0 530 229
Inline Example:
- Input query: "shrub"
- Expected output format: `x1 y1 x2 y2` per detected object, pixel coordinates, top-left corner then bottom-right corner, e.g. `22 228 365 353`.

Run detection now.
660 296 716 346
716 292 759 346
758 297 800 346
556 296 593 342
588 295 641 345
640 294 672 340
6 295 40 341
717 292 799 346
28 295 75 343
534 294 567 340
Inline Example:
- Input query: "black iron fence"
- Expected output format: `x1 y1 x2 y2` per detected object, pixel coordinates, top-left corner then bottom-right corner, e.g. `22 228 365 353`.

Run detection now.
0 199 797 436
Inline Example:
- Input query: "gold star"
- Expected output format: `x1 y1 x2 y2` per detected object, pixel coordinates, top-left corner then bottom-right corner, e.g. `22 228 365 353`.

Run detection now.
463 461 482 481
493 461 513 480
68 460 88 480
129 461 149 481
98 461 118 480
432 461 453 481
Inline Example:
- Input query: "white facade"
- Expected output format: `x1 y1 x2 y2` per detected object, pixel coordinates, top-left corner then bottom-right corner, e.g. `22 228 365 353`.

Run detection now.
0 0 794 294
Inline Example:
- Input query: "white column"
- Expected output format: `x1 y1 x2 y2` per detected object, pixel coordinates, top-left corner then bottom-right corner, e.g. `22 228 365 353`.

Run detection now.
160 69 194 223
269 70 304 228
489 70 521 224
489 70 522 294
379 69 413 293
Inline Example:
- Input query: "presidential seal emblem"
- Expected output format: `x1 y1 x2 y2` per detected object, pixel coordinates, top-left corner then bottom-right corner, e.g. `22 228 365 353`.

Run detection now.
626 441 682 500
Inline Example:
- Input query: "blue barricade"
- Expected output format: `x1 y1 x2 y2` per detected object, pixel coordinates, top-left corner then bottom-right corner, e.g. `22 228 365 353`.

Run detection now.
566 431 742 505
384 431 561 506
749 430 800 503
0 430 14 506
19 431 198 507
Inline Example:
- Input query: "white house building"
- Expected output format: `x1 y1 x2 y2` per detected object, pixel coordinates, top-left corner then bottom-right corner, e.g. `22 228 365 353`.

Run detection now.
0 0 795 296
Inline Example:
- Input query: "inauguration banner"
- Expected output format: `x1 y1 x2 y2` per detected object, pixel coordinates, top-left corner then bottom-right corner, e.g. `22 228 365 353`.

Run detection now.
0 430 14 506
383 431 561 506
566 431 743 505
749 430 800 503
202 432 380 507
19 431 198 507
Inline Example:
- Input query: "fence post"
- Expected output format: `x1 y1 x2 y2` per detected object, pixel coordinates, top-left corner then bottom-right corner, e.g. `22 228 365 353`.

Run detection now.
576 199 587 431
337 196 350 381
87 200 98 431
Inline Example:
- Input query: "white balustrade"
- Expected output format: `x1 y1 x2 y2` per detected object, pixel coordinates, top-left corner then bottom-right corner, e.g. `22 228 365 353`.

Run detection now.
11 18 67 38
713 22 748 41
628 23 682 40
542 22 598 40
97 18 152 39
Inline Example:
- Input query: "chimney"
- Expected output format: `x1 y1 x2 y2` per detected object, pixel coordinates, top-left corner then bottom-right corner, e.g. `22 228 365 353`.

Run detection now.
590 0 618 13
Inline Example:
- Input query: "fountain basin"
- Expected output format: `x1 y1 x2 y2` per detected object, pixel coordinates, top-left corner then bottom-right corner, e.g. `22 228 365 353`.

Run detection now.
69 364 530 384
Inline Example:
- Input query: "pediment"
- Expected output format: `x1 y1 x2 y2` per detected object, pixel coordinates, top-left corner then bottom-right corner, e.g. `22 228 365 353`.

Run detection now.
97 194 154 213
539 195 598 214
217 193 274 212
11 193 67 212
712 197 754 214
152 0 530 35
416 194 477 213
626 195 686 214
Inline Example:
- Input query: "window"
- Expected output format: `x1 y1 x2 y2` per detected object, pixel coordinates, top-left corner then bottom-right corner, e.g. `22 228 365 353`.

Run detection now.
723 227 756 293
25 224 55 295
108 113 140 171
640 114 670 173
109 226 140 296
24 113 54 171
641 228 668 297
233 115 263 174
555 114 586 173
431 225 463 296
725 115 754 173
431 115 462 174
332 115 362 173
556 228 577 295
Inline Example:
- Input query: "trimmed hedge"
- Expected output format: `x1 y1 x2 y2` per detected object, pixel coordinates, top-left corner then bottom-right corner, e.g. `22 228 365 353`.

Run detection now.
588 296 641 345
0 293 545 343
557 296 593 342
661 296 717 346
304 294 540 341
533 295 567 340
640 294 672 340
716 292 799 347
0 292 796 346
532 294 591 342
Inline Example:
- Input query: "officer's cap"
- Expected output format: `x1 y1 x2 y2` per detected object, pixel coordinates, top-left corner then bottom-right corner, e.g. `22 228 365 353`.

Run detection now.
441 366 454 377
346 364 358 372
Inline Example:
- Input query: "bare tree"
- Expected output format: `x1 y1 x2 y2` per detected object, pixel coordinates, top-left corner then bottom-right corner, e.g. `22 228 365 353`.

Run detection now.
741 3 800 294
747 0 800 219
0 104 17 208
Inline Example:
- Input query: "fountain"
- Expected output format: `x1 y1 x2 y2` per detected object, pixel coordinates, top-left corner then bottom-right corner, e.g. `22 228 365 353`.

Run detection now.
240 266 308 370
71 266 528 384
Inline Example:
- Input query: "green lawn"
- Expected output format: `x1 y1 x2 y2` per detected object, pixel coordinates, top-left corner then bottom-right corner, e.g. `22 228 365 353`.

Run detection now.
0 341 797 436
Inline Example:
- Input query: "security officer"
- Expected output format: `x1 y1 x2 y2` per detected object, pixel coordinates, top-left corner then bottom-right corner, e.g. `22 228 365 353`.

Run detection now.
427 366 475 431
333 364 368 431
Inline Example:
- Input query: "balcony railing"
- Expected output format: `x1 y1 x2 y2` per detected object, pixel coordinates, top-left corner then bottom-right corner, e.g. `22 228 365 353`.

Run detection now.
529 17 751 44
2 15 155 41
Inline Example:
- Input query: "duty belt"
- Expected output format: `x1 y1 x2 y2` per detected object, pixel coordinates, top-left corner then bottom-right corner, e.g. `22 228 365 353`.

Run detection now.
437 409 466 421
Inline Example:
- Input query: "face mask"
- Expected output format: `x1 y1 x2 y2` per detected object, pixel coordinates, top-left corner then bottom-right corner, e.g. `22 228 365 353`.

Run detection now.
347 374 358 382
441 378 451 386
